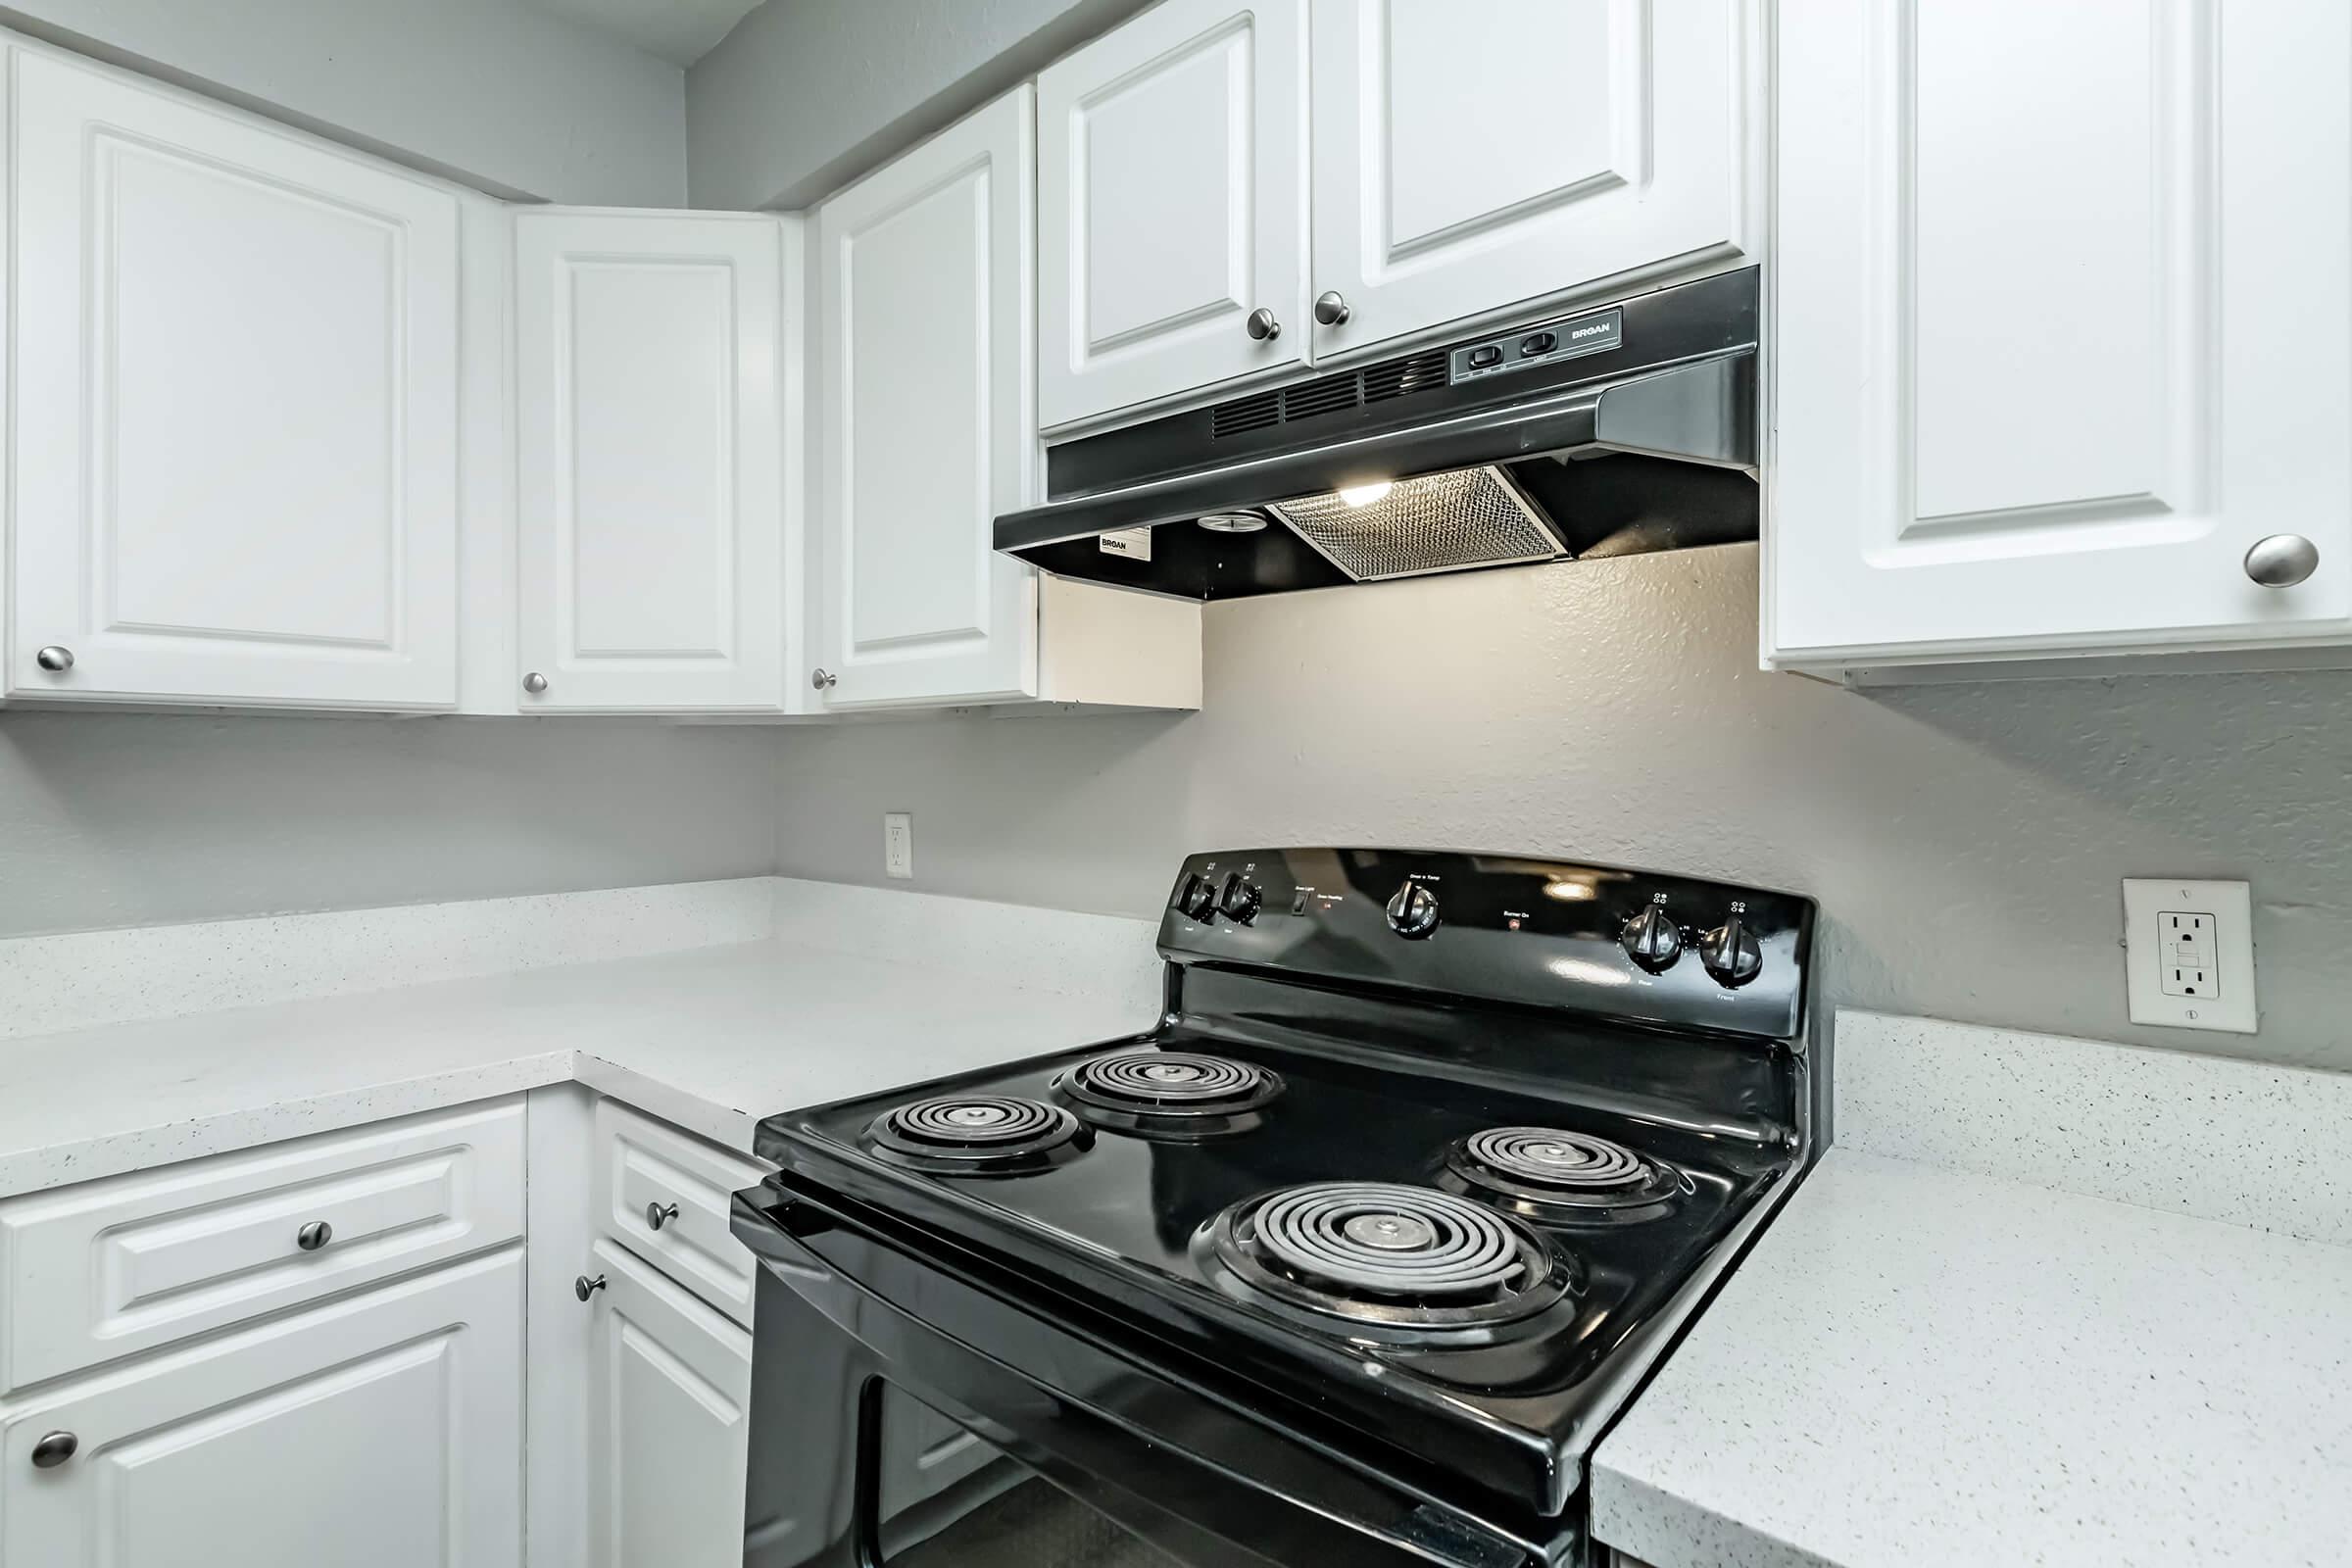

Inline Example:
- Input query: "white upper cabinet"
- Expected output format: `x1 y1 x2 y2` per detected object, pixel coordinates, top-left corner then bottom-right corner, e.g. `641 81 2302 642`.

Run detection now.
514 210 792 711
1768 1 2352 667
1038 0 1308 428
10 49 462 709
814 87 1040 709
1307 0 1748 362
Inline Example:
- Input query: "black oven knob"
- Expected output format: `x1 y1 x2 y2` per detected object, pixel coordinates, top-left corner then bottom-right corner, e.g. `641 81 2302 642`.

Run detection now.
1621 906 1684 972
1384 880 1441 939
1216 872 1262 924
1174 873 1217 922
1698 915 1763 988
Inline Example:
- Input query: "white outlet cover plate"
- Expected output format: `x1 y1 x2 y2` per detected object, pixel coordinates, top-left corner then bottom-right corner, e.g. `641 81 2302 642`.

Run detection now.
2123 878 2256 1034
884 811 913 879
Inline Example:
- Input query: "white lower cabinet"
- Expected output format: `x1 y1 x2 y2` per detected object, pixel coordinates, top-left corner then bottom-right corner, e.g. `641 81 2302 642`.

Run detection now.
0 1089 773 1568
582 1239 755 1568
0 1250 524 1566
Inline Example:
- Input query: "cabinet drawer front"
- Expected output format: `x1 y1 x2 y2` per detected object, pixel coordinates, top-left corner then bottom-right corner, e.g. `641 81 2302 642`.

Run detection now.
0 1250 522 1565
591 1099 769 1326
0 1099 524 1392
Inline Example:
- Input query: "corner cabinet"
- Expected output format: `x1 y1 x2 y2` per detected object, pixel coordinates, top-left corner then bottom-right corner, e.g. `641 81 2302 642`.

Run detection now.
1766 1 2352 672
813 86 1200 711
8 47 462 709
513 210 798 712
0 26 1200 719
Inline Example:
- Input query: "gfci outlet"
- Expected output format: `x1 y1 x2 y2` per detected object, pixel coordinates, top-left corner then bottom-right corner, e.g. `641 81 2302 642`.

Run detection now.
884 812 913 879
2123 879 2256 1033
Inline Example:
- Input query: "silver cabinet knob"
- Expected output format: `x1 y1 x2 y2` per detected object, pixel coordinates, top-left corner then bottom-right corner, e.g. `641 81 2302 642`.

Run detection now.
645 1200 680 1232
1313 290 1351 326
33 646 74 672
521 671 550 695
1245 307 1281 341
810 668 837 690
296 1220 333 1252
30 1431 76 1469
2244 533 2320 587
574 1273 607 1302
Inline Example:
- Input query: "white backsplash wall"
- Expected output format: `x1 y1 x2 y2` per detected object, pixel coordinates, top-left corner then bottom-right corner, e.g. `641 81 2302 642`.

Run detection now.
769 544 2352 1074
0 712 781 938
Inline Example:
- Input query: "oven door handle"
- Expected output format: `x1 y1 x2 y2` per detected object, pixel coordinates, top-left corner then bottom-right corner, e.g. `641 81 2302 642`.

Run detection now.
733 1184 1557 1568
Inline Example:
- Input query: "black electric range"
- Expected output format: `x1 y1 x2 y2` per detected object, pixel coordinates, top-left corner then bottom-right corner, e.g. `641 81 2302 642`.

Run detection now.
733 848 1816 1568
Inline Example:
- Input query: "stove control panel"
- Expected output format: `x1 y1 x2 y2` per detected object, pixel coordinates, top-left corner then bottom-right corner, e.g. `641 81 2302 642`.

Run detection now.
1159 848 1815 1041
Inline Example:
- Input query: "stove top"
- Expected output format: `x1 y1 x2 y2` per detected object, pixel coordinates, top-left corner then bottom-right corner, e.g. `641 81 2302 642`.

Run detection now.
753 848 1816 1530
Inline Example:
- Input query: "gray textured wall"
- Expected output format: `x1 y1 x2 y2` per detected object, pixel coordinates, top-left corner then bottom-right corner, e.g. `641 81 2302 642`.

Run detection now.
0 714 779 937
771 545 2352 1073
687 0 1150 209
0 0 687 204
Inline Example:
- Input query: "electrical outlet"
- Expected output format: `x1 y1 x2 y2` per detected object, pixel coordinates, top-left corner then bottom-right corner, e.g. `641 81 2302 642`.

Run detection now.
2157 911 2217 998
884 812 913 879
2123 879 2255 1033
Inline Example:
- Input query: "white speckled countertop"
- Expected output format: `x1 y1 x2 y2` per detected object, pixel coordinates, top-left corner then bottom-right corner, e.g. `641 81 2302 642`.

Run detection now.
1591 1011 2352 1568
0 879 1162 1196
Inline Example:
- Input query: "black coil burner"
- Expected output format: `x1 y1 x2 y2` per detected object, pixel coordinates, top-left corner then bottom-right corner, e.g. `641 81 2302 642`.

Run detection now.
1442 1127 1687 1222
1052 1051 1284 1138
1198 1182 1571 1340
865 1095 1088 1175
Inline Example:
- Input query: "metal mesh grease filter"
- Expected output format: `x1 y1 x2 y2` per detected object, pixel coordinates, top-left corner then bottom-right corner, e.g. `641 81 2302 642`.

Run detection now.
1265 466 1562 581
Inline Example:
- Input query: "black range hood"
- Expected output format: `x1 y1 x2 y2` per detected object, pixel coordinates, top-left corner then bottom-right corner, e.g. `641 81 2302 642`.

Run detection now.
997 268 1761 601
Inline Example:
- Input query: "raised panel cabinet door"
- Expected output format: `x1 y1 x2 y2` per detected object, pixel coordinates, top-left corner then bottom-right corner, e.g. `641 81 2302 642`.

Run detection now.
0 1250 523 1567
1038 0 1308 428
10 49 461 708
815 87 1039 709
1768 0 2352 662
514 211 790 711
583 1241 754 1568
1307 0 1746 361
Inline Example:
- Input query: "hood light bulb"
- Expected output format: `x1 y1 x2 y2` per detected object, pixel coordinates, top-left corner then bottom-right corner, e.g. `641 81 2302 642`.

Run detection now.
1337 479 1395 509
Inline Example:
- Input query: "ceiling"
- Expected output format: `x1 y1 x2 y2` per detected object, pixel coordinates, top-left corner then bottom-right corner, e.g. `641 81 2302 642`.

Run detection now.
527 0 764 67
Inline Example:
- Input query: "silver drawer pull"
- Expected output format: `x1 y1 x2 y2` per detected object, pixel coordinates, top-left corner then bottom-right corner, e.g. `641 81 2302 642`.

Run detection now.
645 1200 680 1232
296 1220 333 1251
575 1273 608 1302
30 1432 76 1469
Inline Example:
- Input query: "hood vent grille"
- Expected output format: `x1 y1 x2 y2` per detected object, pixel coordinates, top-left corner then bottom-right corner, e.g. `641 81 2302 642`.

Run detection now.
1208 348 1451 442
1209 390 1281 439
1363 349 1449 405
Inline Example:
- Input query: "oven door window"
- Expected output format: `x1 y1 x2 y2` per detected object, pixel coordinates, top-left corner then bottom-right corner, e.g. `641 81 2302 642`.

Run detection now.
868 1382 1190 1567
